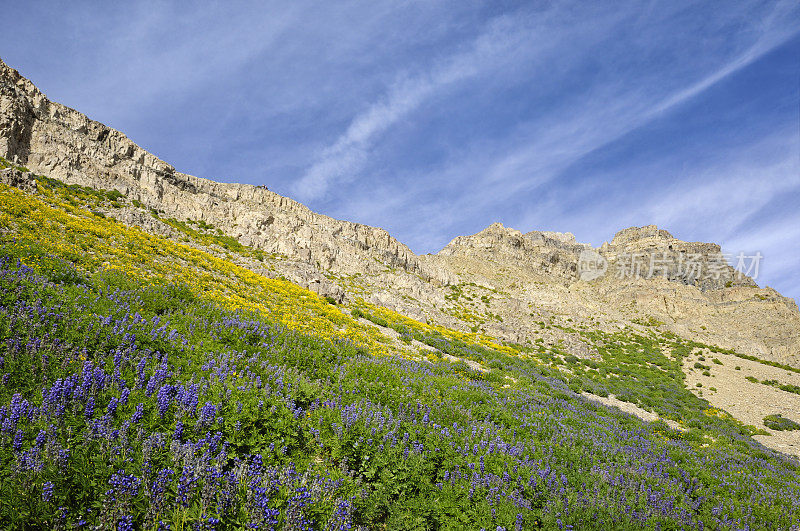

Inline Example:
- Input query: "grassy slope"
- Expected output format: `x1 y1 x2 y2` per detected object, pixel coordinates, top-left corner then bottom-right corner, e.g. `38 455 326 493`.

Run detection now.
0 169 798 529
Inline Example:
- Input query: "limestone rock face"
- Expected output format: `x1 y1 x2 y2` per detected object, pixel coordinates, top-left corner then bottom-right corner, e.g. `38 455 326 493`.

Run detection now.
1 57 798 367
0 58 444 287
600 224 756 291
438 222 591 283
609 225 675 245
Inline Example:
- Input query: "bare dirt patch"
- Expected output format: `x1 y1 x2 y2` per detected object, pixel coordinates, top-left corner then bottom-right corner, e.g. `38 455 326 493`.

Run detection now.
682 350 800 458
582 392 685 431
440 352 488 372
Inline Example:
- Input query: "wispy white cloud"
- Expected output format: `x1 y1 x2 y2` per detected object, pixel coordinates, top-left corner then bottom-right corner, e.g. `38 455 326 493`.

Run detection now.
303 0 799 223
291 14 543 200
84 3 302 110
468 15 800 208
649 0 800 117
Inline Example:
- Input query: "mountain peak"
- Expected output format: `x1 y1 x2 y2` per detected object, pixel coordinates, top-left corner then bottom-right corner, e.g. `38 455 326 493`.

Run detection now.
611 224 674 245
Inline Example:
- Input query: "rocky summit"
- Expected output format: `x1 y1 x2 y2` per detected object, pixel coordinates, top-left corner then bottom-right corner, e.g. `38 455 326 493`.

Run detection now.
2 56 800 529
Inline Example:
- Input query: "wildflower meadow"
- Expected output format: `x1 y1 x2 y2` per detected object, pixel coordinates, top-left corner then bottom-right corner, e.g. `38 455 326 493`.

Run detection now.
0 170 798 529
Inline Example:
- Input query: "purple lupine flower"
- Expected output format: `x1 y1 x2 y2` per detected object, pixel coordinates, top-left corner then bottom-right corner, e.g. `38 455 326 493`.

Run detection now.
177 465 196 508
34 430 47 449
180 383 199 416
8 393 28 429
108 470 140 501
42 481 54 503
156 385 174 417
146 363 169 397
120 386 130 405
85 397 95 420
199 402 217 428
13 429 24 451
117 515 134 531
327 498 353 530
93 367 107 391
131 403 144 424
135 357 147 389
106 397 119 418
57 448 70 470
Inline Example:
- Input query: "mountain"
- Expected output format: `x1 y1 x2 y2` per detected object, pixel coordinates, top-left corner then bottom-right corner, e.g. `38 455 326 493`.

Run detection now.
1 57 800 529
2 57 797 366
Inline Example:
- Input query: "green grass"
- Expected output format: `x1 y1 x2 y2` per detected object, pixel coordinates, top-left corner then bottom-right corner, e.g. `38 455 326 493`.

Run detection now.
156 215 266 261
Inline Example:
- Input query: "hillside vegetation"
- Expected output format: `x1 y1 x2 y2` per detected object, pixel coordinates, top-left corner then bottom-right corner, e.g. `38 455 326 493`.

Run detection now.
0 172 799 529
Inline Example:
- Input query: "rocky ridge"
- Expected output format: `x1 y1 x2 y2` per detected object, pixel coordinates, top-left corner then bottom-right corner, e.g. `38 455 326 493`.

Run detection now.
1 57 799 366
0 59 453 294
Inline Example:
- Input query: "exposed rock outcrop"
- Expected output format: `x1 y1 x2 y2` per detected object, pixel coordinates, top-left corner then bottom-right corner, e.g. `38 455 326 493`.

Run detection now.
600 224 756 291
0 167 36 193
438 222 592 283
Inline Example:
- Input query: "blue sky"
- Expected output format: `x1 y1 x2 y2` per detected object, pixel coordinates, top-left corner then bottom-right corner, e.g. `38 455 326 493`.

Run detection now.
2 1 799 300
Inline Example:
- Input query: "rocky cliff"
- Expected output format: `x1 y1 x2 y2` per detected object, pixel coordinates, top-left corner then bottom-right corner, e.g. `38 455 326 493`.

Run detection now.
0 59 452 295
1 57 798 366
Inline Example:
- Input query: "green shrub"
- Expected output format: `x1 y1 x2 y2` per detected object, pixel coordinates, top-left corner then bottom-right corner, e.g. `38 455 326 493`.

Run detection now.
779 383 800 395
763 414 800 431
105 189 124 201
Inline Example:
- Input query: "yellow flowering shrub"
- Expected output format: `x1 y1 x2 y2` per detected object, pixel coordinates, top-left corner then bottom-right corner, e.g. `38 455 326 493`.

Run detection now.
0 182 395 355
